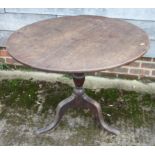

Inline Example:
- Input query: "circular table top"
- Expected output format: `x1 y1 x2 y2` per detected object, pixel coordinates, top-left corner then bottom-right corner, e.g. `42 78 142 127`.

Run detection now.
6 15 149 73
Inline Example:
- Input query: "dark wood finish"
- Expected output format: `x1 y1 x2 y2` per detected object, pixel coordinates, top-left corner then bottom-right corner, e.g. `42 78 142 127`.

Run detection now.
37 74 120 135
73 73 85 88
6 15 149 73
6 15 149 135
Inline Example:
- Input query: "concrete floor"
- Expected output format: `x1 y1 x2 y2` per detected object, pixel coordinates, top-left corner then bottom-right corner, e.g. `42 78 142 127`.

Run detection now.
0 94 155 146
0 106 155 146
0 79 155 145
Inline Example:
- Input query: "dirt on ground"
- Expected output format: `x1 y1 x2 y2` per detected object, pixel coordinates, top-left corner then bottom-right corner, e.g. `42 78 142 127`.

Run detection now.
0 79 155 145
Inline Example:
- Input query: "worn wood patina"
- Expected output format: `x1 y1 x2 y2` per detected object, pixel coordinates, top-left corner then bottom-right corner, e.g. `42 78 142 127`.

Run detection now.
6 15 149 135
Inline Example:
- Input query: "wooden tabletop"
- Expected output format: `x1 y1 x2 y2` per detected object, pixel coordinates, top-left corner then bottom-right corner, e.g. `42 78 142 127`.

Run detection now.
6 15 149 73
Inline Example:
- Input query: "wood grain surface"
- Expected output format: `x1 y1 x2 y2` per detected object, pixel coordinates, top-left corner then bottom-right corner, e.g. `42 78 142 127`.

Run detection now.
6 15 149 73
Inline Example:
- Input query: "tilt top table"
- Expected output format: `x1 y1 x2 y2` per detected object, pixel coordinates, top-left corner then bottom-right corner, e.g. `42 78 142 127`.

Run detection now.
6 15 149 135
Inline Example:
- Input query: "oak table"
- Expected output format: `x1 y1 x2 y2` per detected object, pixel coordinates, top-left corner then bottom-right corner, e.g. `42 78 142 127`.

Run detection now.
6 15 149 135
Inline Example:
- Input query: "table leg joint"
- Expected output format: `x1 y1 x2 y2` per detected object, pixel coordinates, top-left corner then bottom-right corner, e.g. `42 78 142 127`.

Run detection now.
36 73 120 135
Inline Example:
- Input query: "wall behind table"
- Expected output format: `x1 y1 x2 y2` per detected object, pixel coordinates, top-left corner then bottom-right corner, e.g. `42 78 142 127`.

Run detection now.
0 8 155 57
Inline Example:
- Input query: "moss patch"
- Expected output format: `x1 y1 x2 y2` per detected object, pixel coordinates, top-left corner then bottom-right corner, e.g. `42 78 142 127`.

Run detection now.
0 79 155 128
0 79 155 145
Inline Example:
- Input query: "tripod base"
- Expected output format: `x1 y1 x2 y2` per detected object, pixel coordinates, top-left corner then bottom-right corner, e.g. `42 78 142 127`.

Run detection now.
36 73 120 135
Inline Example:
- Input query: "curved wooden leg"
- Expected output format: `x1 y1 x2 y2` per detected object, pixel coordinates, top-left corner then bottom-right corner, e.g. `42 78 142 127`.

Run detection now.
36 94 76 134
82 94 120 135
36 73 120 135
